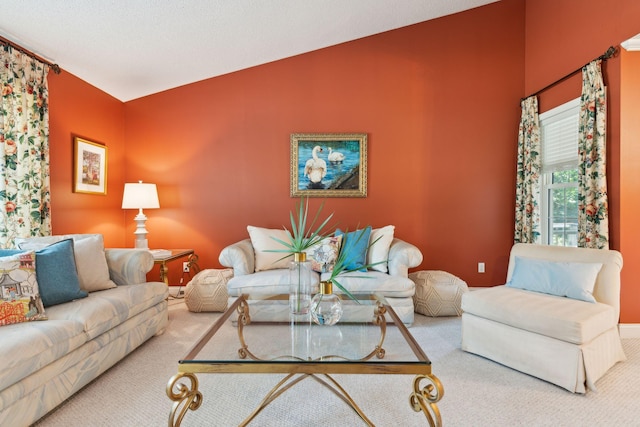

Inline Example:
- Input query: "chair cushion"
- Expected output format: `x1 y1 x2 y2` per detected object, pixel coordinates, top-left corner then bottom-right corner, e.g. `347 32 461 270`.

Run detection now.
367 225 395 273
461 285 616 345
247 226 291 271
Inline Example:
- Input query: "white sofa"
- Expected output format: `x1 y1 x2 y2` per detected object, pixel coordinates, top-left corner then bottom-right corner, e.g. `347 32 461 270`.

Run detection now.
0 236 168 426
461 243 625 393
219 235 423 324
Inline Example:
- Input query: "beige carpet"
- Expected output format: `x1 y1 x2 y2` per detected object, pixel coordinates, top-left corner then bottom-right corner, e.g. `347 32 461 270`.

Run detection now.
35 299 640 426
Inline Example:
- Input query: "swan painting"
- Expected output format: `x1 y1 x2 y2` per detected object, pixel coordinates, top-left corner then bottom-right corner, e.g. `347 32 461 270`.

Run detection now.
327 147 345 163
304 145 327 188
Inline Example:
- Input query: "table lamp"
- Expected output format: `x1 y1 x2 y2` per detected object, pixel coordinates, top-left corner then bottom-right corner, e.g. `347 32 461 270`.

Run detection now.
122 180 160 248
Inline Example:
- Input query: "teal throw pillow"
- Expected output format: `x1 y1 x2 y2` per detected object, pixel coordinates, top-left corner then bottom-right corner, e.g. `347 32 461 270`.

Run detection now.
335 227 372 272
506 256 602 303
0 239 88 307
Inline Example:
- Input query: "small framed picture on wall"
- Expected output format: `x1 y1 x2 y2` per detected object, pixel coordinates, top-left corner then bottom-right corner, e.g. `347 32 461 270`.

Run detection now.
73 137 107 195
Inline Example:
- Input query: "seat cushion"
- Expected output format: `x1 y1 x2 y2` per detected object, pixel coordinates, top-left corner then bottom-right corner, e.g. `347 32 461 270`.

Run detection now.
461 285 616 345
44 282 168 340
227 269 320 297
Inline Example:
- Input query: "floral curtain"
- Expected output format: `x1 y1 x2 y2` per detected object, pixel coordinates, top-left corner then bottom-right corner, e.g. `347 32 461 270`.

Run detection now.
578 60 608 249
514 96 541 243
0 46 52 248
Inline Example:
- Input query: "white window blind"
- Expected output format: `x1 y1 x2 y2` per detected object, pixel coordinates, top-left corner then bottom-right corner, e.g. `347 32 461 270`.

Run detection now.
540 98 580 173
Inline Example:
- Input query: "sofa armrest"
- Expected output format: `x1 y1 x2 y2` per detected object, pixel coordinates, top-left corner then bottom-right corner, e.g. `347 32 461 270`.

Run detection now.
219 239 255 276
387 238 423 278
105 249 155 286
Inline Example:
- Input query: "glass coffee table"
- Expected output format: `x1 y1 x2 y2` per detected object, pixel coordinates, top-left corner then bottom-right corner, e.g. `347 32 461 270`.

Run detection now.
166 294 444 426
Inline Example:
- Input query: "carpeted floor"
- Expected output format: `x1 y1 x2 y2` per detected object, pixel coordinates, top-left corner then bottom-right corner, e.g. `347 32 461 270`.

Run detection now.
35 300 640 427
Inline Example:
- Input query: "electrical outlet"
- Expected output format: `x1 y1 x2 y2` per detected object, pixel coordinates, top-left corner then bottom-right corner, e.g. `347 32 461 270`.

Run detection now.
183 262 190 272
478 262 485 273
178 289 185 296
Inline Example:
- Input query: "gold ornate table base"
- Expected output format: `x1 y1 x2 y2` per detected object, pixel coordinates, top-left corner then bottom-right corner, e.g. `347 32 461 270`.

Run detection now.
166 371 443 427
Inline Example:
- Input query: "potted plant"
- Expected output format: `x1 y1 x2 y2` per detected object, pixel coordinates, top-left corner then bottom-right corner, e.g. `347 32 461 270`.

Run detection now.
268 197 334 314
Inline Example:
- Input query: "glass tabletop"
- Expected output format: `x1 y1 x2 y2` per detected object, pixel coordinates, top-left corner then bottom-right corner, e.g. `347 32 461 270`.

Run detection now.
179 294 432 375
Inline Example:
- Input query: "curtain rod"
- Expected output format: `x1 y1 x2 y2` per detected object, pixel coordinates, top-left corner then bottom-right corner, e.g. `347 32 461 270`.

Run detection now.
521 46 617 101
0 36 61 74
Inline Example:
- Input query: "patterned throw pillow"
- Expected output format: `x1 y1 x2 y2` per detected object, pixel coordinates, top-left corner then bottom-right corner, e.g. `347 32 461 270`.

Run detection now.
305 236 342 273
0 251 47 327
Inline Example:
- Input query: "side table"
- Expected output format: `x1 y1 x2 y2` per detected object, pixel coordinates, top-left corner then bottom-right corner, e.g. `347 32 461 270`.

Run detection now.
152 249 200 285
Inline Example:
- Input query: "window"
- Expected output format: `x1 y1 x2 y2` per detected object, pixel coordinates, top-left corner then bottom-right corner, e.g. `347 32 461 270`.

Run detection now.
539 98 580 247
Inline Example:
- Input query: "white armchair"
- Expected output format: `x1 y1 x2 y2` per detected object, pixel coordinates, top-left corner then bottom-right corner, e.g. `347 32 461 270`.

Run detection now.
461 243 625 393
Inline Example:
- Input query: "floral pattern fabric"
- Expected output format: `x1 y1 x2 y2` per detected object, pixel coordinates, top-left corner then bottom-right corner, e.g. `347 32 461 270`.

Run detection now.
0 46 52 248
514 96 541 243
578 60 609 249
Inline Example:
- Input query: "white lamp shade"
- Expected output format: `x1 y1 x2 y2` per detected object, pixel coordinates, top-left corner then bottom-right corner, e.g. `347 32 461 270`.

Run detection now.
122 182 160 209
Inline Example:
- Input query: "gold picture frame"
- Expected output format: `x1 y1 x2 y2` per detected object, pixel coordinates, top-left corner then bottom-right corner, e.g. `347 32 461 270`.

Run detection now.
73 137 107 195
290 133 367 198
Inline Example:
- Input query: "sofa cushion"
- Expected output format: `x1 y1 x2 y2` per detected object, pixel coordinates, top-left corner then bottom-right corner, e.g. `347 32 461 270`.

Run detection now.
44 282 169 340
507 256 602 303
336 227 372 271
461 285 616 345
16 234 117 293
227 269 320 297
247 226 292 271
367 225 395 273
0 318 86 392
0 251 47 326
322 270 416 298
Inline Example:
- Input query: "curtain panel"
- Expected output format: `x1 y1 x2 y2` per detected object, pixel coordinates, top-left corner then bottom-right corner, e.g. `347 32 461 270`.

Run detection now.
514 96 541 244
578 60 609 249
0 46 52 248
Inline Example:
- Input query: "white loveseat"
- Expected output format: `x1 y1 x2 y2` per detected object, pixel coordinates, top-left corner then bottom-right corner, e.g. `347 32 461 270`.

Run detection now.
0 235 168 426
219 226 423 324
461 243 625 393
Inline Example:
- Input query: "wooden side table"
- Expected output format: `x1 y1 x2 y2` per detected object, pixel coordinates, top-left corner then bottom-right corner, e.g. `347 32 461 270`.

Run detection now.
152 249 200 285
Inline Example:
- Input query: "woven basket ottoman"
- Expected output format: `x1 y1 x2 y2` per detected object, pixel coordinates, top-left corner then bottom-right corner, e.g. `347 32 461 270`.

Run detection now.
409 270 468 316
184 268 234 312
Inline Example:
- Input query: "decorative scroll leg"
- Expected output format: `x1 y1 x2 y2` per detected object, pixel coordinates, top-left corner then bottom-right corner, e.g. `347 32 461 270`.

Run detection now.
167 372 203 427
409 374 444 427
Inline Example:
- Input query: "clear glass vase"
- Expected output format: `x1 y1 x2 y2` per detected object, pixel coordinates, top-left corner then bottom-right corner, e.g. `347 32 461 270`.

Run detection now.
289 252 313 314
311 281 343 326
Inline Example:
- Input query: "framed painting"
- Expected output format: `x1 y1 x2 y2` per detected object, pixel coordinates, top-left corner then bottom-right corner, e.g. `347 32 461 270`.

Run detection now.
290 133 367 198
73 137 108 195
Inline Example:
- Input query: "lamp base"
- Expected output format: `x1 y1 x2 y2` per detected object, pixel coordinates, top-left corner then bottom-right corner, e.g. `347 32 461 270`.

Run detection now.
134 238 149 249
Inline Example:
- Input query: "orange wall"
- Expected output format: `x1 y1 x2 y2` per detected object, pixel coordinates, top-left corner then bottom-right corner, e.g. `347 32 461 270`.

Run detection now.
48 70 127 247
620 49 640 324
524 0 640 322
45 0 640 321
123 0 525 286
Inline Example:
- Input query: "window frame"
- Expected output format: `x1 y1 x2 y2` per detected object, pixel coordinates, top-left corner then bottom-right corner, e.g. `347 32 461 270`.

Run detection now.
539 98 580 247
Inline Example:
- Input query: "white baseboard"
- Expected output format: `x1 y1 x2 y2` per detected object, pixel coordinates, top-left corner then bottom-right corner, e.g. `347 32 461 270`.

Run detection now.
620 324 640 339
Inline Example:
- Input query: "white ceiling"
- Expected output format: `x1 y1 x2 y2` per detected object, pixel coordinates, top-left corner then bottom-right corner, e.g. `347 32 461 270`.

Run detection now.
1 0 498 102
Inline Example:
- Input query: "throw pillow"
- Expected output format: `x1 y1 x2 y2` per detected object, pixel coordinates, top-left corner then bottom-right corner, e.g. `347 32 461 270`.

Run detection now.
506 256 602 303
0 251 47 326
305 235 342 273
366 225 395 273
247 226 292 271
17 234 117 293
335 226 372 272
0 239 88 307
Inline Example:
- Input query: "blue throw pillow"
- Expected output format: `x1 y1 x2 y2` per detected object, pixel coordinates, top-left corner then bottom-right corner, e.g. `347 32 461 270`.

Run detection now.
335 227 372 272
506 256 602 303
0 239 88 307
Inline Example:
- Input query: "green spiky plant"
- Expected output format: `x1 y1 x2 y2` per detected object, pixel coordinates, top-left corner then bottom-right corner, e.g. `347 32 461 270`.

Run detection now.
268 197 334 257
267 197 334 312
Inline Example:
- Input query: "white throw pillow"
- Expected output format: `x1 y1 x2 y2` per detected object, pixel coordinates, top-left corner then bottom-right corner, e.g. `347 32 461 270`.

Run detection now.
366 225 395 273
17 234 117 293
247 226 292 271
506 256 602 303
